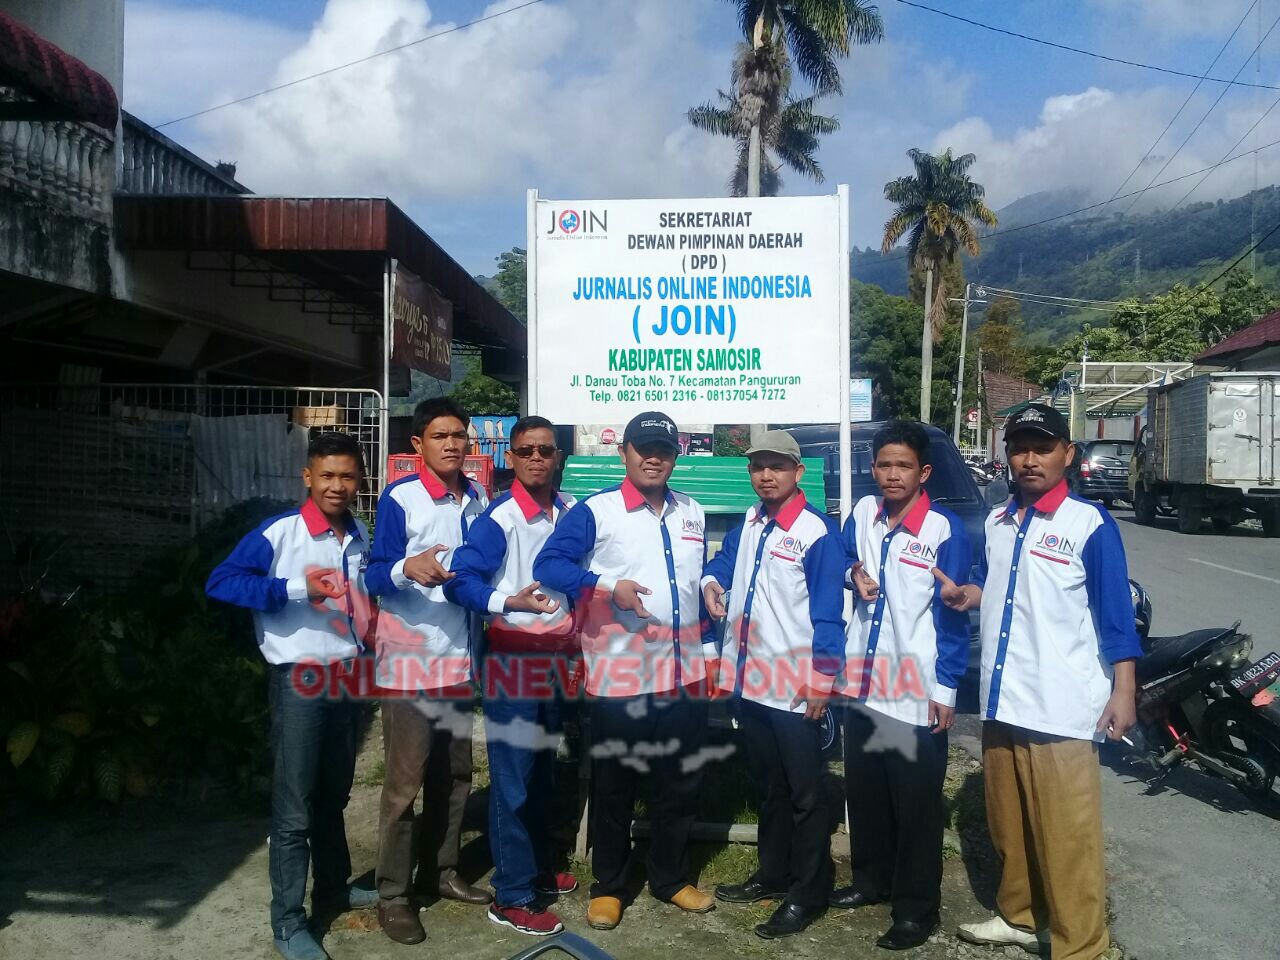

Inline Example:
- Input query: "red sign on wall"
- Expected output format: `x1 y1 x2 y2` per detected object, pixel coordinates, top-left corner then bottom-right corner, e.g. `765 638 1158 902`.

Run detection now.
391 263 453 379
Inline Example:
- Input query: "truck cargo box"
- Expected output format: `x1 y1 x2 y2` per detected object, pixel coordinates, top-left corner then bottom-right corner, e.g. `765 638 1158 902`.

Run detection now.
1149 372 1279 490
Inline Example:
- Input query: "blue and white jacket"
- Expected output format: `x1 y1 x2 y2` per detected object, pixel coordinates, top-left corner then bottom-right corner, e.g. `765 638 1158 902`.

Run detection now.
205 499 371 665
444 480 577 652
976 480 1143 740
365 467 488 692
841 492 971 727
702 492 847 713
534 478 713 697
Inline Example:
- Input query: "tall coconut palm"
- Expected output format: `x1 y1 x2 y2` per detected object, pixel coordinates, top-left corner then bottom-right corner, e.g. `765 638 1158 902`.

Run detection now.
881 148 998 340
688 46 839 196
731 0 884 195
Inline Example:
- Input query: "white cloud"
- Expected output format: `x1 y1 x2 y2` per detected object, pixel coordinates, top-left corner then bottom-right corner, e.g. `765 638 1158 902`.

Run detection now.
124 2 305 129
930 84 1280 215
1086 0 1253 39
127 0 736 206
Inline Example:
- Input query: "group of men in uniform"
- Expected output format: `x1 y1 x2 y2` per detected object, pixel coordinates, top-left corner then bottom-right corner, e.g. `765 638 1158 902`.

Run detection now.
208 398 1139 960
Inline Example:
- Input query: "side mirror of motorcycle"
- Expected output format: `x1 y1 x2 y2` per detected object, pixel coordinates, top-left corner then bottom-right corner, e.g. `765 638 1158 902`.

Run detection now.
984 478 1011 510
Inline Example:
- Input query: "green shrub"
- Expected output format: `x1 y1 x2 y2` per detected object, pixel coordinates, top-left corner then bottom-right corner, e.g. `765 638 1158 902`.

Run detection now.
0 498 295 805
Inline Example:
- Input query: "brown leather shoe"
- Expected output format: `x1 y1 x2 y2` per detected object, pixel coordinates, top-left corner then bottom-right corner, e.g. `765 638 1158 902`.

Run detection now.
587 896 622 930
437 869 493 905
378 901 426 945
668 885 716 914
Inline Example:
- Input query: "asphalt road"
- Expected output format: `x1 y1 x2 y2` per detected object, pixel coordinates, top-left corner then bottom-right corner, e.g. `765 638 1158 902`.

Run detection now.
973 507 1280 960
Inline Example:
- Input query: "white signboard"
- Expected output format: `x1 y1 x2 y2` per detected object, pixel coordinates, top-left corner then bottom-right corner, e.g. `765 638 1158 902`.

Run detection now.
849 378 873 422
528 194 845 424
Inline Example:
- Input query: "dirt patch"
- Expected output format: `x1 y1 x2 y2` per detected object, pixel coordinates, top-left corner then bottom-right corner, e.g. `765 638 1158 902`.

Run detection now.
0 711 1031 960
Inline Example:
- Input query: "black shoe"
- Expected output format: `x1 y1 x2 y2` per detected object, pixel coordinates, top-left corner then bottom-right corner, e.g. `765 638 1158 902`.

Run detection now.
876 919 938 950
829 886 880 909
715 878 788 903
754 901 825 939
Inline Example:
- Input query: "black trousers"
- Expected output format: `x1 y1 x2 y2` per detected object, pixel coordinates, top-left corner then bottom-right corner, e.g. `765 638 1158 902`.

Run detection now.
843 702 948 924
589 691 708 902
737 697 833 908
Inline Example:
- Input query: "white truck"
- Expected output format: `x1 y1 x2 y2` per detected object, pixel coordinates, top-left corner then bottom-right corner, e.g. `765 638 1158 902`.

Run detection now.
1131 372 1280 536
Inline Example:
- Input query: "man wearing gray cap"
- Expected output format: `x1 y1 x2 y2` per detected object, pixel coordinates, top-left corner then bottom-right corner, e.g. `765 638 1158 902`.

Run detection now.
701 430 847 939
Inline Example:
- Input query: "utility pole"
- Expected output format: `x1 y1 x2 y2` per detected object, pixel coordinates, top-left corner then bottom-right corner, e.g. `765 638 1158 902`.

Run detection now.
952 282 973 446
976 346 985 453
1017 252 1023 281
1134 248 1141 283
920 266 934 422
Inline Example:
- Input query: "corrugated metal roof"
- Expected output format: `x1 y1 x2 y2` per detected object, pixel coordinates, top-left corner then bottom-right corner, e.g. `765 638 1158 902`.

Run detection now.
1197 309 1280 363
114 195 525 354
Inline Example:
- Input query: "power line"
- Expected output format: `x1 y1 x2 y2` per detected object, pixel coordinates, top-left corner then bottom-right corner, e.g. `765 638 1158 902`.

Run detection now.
1103 0 1257 209
155 0 550 128
890 0 1280 91
981 285 1124 306
867 133 1280 267
1178 213 1280 290
1121 7 1280 215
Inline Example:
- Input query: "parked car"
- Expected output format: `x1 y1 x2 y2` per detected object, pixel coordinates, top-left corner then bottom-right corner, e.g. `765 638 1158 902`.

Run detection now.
1066 439 1134 509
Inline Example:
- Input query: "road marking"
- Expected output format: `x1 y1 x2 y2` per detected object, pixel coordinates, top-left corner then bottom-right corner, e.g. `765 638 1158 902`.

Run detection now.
1186 557 1280 585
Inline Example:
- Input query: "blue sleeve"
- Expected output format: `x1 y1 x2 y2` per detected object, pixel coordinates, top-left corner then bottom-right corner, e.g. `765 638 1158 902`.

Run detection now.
699 536 716 645
205 525 289 612
365 489 409 598
802 524 848 677
972 515 990 588
532 500 600 601
1083 512 1143 663
442 512 507 614
931 515 972 692
703 521 742 590
841 514 859 589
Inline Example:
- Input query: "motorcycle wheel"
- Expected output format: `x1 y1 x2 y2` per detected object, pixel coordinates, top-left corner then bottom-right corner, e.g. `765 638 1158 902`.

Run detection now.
1202 699 1280 812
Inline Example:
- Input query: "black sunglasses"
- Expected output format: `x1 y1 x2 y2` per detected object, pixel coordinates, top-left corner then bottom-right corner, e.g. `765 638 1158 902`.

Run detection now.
511 444 558 459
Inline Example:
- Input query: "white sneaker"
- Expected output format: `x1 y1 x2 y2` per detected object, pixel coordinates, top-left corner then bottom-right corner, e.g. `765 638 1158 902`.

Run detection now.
956 915 1049 954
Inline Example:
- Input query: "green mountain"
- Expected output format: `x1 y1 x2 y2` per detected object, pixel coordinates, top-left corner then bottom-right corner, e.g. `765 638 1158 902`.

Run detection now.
854 185 1280 342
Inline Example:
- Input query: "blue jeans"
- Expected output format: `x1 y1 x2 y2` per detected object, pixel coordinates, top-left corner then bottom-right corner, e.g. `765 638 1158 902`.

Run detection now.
268 662 359 940
483 657 562 907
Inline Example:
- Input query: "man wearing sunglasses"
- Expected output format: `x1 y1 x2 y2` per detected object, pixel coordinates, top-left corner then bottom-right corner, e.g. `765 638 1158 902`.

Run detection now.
444 416 579 936
535 411 718 931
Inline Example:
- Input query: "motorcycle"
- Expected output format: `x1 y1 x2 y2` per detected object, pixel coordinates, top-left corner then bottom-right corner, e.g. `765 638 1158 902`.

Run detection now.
967 458 1007 486
1123 580 1280 811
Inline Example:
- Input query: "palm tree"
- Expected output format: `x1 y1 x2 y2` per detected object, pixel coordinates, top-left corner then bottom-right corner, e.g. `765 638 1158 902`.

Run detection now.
731 0 884 196
881 148 998 340
688 46 839 196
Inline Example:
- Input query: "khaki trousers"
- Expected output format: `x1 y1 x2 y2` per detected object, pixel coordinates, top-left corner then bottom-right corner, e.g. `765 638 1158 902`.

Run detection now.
983 721 1109 960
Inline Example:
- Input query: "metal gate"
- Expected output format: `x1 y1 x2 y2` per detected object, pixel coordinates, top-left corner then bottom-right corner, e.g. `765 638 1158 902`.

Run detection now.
0 383 385 594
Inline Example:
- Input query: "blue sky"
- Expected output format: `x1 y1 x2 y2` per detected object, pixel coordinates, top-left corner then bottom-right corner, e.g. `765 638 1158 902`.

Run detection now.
123 1 1280 273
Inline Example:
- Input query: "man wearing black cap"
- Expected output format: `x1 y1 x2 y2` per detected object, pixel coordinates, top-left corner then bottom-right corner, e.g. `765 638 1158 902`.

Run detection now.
534 412 718 931
940 403 1142 960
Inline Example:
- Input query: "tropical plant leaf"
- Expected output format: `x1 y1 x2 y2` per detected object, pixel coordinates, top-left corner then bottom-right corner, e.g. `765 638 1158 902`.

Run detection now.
51 711 93 739
7 721 40 767
44 740 78 798
93 748 123 803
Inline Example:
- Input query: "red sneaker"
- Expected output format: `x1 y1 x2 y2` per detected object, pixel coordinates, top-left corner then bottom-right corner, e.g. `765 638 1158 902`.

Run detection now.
534 872 579 895
487 904 565 936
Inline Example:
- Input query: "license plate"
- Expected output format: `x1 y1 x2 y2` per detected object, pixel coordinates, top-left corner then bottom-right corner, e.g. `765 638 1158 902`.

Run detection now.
1232 651 1280 701
1108 469 1126 477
